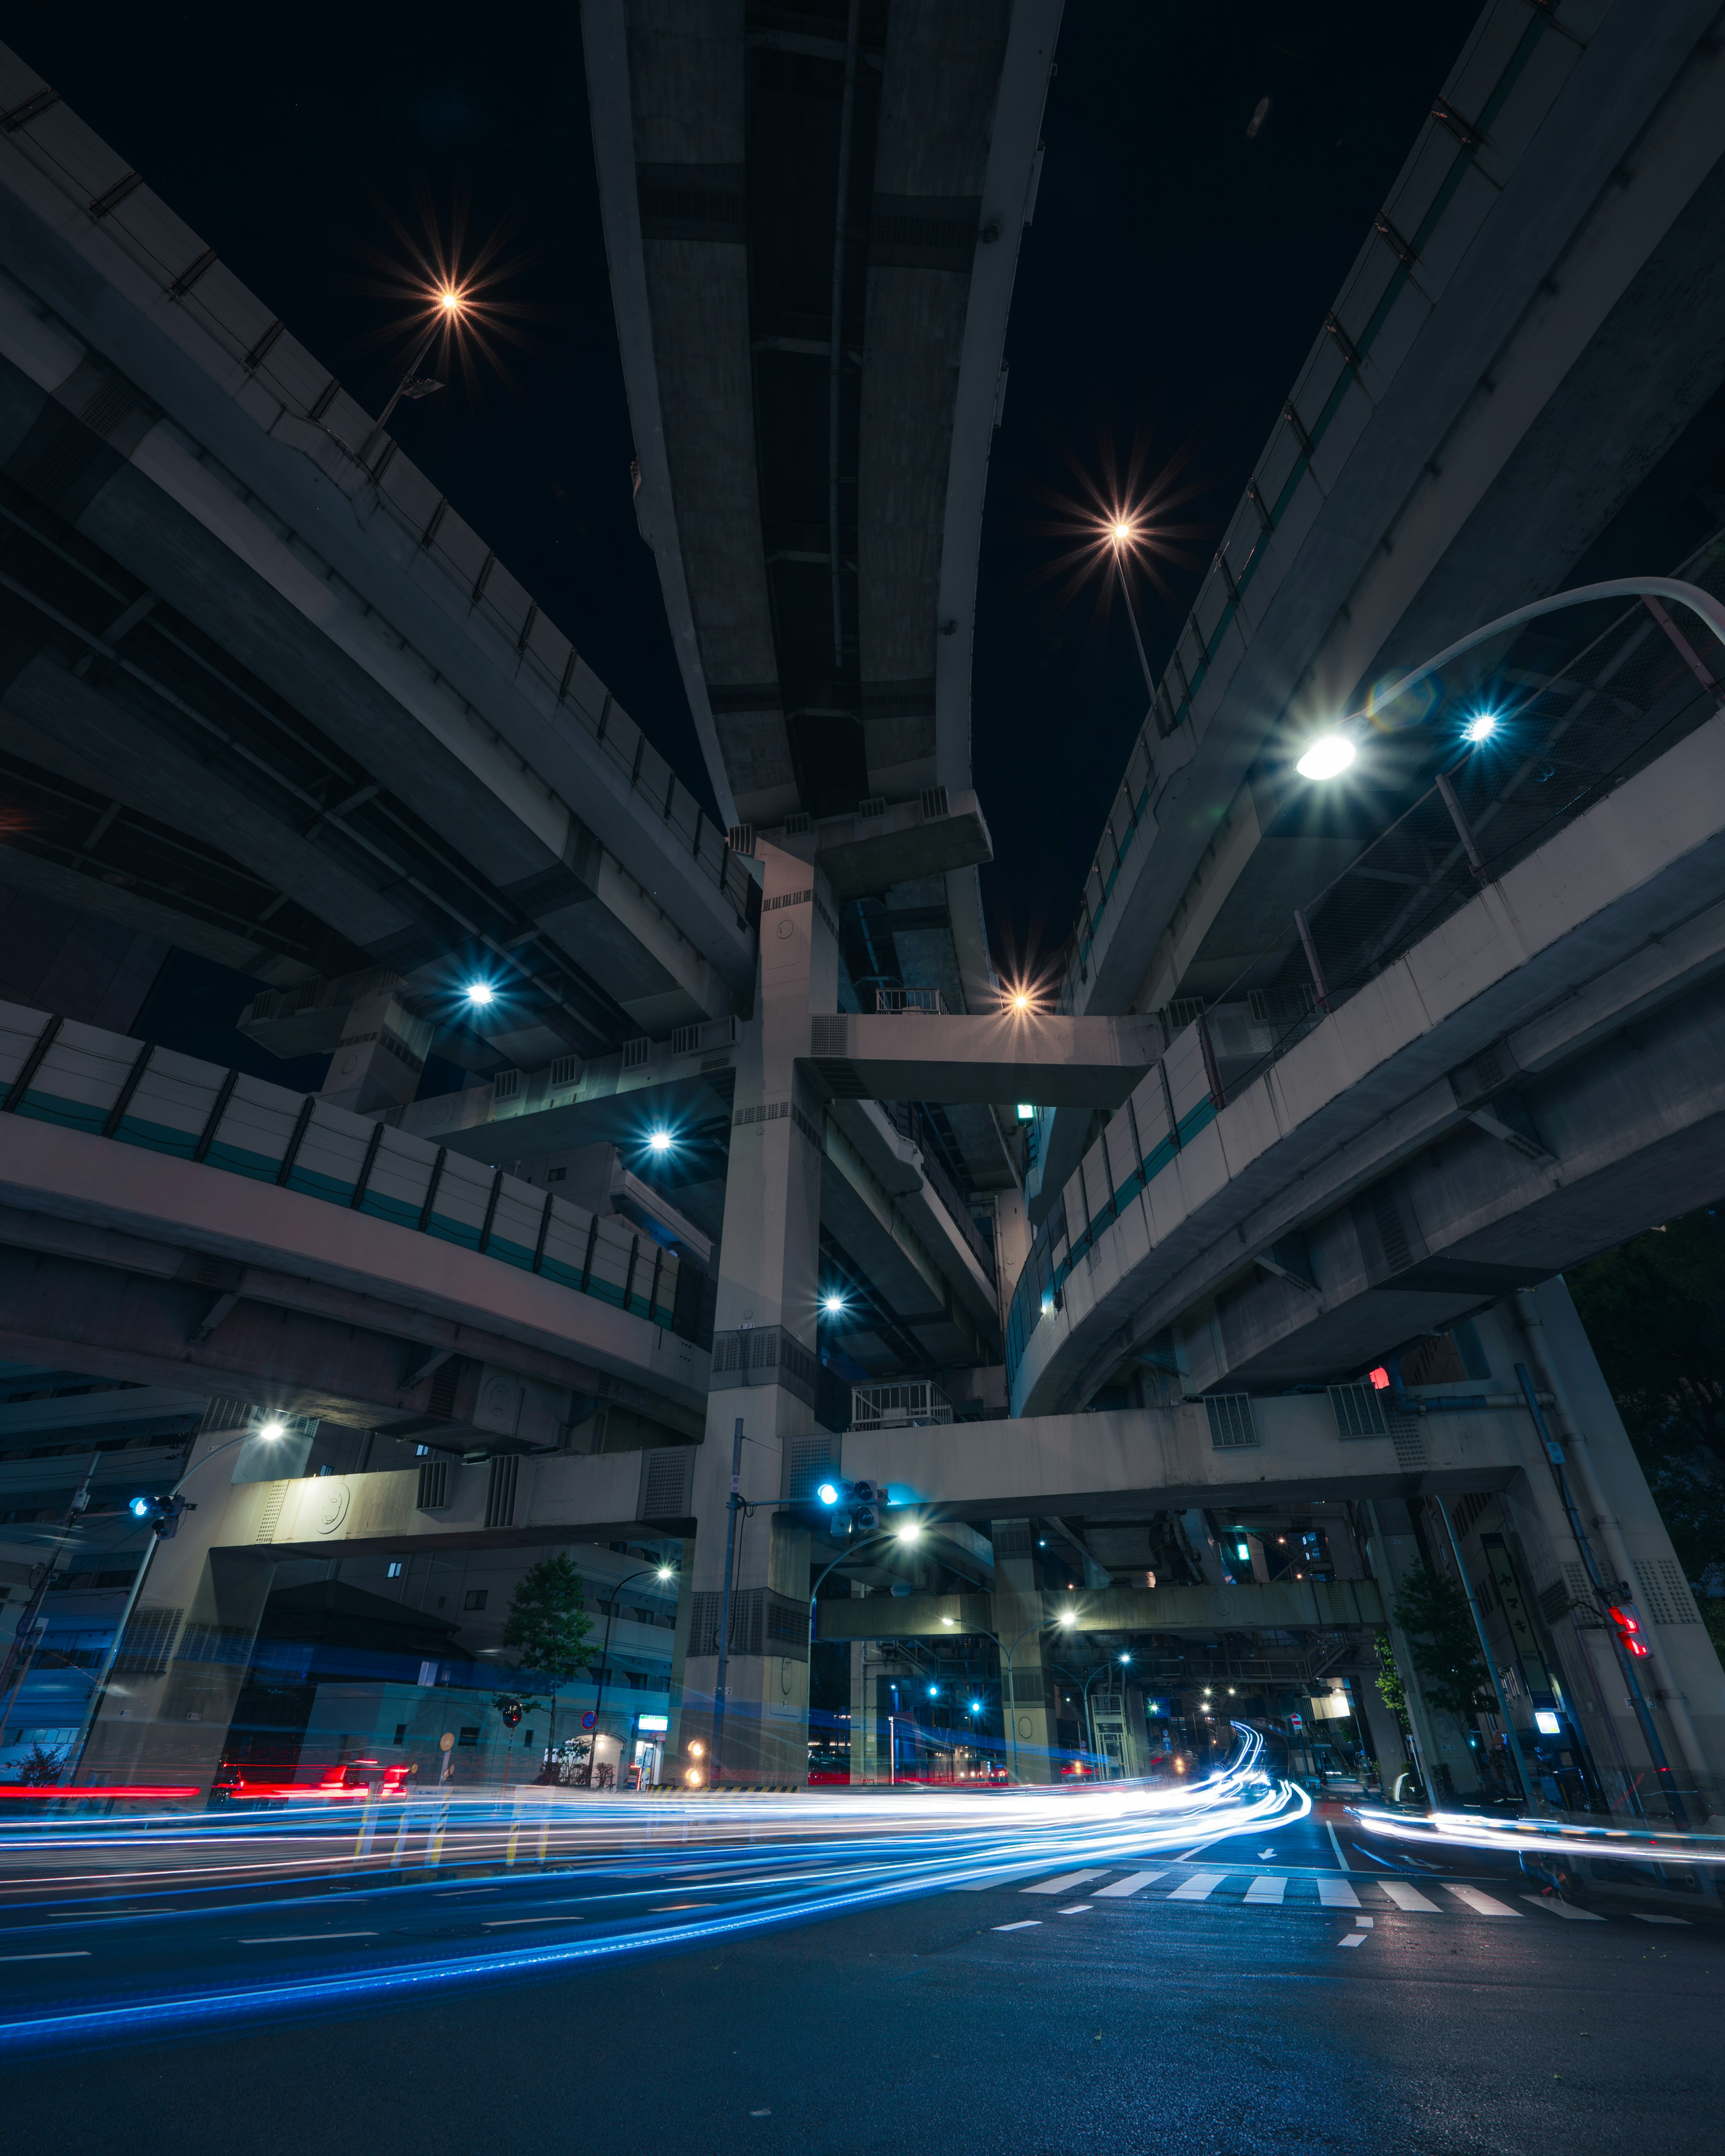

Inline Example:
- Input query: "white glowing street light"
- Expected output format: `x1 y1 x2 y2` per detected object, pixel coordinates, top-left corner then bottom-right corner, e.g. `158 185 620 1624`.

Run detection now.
1296 733 1357 781
1463 710 1499 742
822 1292 846 1316
646 1128 674 1155
464 980 496 1008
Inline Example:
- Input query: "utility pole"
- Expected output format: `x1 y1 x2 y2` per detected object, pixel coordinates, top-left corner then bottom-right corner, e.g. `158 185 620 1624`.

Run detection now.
710 1418 744 1783
0 1452 100 1736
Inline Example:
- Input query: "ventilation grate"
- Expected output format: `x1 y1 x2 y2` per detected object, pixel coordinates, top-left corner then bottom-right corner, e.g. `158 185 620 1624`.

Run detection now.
1330 1383 1387 1439
640 1447 694 1521
1634 1558 1700 1625
1206 1394 1257 1449
485 1454 518 1530
417 1458 450 1510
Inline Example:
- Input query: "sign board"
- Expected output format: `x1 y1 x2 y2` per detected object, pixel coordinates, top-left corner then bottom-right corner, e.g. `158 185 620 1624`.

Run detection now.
438 1731 455 1751
637 1714 669 1733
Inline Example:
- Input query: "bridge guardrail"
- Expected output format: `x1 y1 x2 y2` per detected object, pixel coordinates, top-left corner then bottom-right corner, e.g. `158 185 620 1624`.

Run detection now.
0 1001 707 1346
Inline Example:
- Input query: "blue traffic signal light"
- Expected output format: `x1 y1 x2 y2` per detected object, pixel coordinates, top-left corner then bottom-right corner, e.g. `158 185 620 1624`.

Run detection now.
129 1493 189 1538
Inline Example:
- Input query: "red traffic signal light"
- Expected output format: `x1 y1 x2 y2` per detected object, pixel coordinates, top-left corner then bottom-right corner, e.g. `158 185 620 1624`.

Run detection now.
1607 1605 1650 1657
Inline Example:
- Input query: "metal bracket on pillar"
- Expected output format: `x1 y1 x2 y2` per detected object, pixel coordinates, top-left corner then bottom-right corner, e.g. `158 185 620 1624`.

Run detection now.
188 1290 241 1346
1157 1057 1181 1151
1197 1012 1225 1111
1644 594 1725 706
1 1013 62 1114
350 1119 386 1210
102 1041 153 1138
1434 769 1488 882
1293 909 1331 1012
403 1345 455 1392
275 1094 317 1185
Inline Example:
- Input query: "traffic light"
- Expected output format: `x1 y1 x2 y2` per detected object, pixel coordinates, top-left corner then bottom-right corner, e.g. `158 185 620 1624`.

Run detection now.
852 1478 880 1532
1607 1604 1650 1658
129 1493 190 1539
810 1477 884 1533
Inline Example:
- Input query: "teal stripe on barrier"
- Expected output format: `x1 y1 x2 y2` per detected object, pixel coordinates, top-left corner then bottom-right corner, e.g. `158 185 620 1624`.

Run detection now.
15 1091 106 1136
286 1163 358 1205
204 1140 282 1182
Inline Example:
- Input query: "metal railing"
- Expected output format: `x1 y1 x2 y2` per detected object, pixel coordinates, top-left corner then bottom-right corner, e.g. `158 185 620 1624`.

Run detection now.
1007 571 1725 1390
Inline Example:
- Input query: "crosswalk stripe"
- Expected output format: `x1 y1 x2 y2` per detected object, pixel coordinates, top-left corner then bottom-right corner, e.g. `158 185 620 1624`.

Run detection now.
1522 1895 1603 1921
1446 1886 1520 1917
1380 1880 1441 1913
1168 1871 1226 1902
1317 1878 1361 1909
1093 1870 1168 1898
1336 1932 1367 1947
1022 1870 1110 1895
993 1920 1041 1932
1631 1913 1689 1925
1243 1876 1286 1904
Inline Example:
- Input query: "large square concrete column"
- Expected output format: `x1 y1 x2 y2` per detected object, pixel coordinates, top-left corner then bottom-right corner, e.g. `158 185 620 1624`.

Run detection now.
991 1519 1058 1783
678 840 836 1785
319 986 434 1118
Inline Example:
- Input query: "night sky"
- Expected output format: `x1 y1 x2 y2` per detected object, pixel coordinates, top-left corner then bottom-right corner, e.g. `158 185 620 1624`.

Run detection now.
9 0 1482 1044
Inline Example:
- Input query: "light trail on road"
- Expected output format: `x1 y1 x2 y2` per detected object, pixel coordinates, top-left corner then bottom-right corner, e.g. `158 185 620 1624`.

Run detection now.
0 1729 1307 2054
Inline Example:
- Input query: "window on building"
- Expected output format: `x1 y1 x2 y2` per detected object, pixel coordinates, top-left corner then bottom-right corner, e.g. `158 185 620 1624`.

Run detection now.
525 1730 535 1748
393 1723 407 1745
463 1588 488 1611
547 1166 566 1182
457 1727 479 1747
387 1561 404 1579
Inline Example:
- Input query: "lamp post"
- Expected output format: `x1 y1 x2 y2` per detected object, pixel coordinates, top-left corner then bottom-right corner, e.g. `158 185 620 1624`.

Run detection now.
357 287 468 464
584 1561 675 1789
807 1517 924 1785
972 1611 1079 1784
63 1418 293 1788
1109 524 1159 705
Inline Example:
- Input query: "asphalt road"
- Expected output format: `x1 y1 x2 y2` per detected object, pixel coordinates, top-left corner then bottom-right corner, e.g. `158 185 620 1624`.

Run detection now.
2 1806 1718 2154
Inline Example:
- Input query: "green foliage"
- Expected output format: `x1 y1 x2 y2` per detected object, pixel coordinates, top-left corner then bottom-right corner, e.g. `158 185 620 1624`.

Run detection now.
1568 1209 1725 1608
18 1742 65 1786
1373 1632 1407 1719
1391 1561 1492 1720
500 1554 595 1688
1567 1212 1725 1473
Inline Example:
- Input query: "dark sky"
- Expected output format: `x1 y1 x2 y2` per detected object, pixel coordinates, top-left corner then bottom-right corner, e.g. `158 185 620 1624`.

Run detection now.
10 0 1482 1015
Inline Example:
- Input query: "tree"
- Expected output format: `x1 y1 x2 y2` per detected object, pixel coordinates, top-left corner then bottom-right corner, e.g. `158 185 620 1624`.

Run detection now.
17 1741 66 1787
499 1554 594 1777
1373 1632 1407 1718
1391 1561 1491 1720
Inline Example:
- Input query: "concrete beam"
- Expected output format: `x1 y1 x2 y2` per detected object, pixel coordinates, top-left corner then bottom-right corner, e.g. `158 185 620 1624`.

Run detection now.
838 1394 1526 1520
806 1009 1163 1109
814 1577 1387 1639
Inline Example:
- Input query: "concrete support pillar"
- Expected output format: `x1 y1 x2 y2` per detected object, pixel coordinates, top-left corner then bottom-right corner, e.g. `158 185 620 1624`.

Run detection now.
661 1533 694 1785
1352 1648 1413 1794
1484 1286 1725 1822
680 839 836 1785
319 987 433 1118
991 1518 1056 1783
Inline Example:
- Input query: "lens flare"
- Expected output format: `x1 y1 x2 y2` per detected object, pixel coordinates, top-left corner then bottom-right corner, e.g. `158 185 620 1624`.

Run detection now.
1296 734 1356 781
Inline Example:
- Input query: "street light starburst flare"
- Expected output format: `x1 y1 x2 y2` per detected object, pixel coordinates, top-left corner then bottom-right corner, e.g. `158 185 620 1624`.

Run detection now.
1023 427 1208 625
353 188 546 423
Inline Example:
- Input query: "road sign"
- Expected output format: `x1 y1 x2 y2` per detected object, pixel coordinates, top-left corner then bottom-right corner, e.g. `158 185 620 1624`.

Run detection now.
580 1711 597 1730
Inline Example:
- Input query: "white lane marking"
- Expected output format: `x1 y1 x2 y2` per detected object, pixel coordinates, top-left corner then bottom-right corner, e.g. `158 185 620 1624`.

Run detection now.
1318 1878 1361 1909
1337 1932 1367 1948
1380 1880 1441 1913
1022 1870 1110 1895
1445 1886 1521 1917
1325 1820 1350 1872
1243 1876 1286 1905
951 1869 1053 1891
1354 1917 1374 1927
1522 1895 1604 1921
1631 1913 1689 1926
1172 1838 1228 1862
1355 1848 1398 1868
482 1916 584 1928
1258 1847 1276 1859
1168 1871 1226 1902
1057 1905 1092 1915
993 1920 1041 1932
239 1932 379 1944
1093 1871 1168 1898
0 1951 91 1962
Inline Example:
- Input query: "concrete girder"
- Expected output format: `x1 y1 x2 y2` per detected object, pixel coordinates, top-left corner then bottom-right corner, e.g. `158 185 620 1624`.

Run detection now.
823 1100 999 1340
0 1225 702 1445
838 1395 1526 1523
1014 707 1725 1416
0 1110 709 1424
813 1578 1388 1641
805 1009 1163 1109
0 87 756 1005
